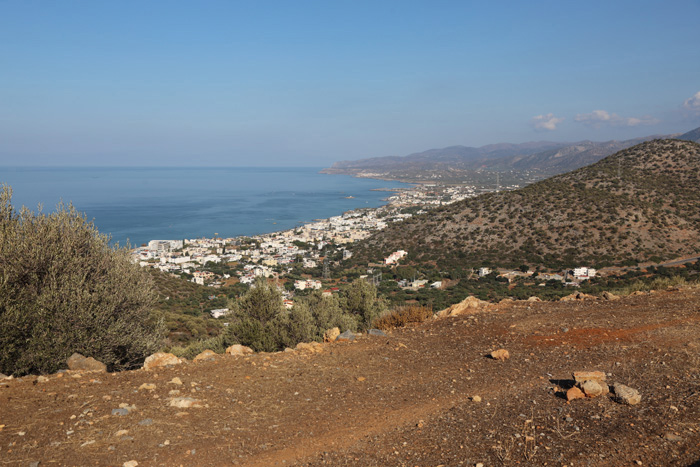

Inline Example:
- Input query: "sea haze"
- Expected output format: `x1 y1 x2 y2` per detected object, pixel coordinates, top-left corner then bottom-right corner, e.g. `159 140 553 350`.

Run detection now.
0 167 408 246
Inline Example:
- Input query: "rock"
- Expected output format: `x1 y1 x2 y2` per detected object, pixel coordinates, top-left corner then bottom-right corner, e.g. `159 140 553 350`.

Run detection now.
437 296 490 317
143 352 183 370
613 383 641 405
573 371 606 383
323 327 340 342
295 342 323 353
225 345 254 356
527 296 541 302
566 386 586 401
37 375 49 383
123 461 139 467
663 432 682 442
471 395 482 403
67 353 107 372
111 408 130 416
490 349 510 361
368 329 387 337
193 350 217 362
138 418 153 426
169 397 202 408
581 380 604 398
0 373 7 380
335 330 356 342
139 383 156 391
602 291 620 301
561 291 597 301
115 429 129 437
169 377 183 386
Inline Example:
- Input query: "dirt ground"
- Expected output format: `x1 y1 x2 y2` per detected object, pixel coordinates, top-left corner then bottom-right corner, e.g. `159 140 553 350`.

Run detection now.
2 287 700 466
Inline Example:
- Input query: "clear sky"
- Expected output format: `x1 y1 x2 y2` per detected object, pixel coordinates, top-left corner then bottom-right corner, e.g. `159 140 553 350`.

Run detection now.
1 0 699 166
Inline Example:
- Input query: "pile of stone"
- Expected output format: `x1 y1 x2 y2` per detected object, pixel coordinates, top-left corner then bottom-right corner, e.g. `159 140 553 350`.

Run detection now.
436 296 491 318
566 370 641 405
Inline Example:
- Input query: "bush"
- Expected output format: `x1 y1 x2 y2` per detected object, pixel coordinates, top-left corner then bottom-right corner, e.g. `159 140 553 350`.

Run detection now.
373 305 433 330
0 185 164 376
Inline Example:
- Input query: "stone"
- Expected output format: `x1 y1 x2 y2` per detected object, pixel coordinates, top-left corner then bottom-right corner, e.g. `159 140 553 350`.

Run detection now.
581 380 604 398
663 432 682 442
566 386 585 401
613 383 641 405
602 291 620 301
169 397 202 408
37 375 49 383
436 296 490 317
225 345 254 356
115 429 129 437
490 349 510 361
67 353 107 372
111 408 130 416
335 330 356 342
138 418 153 426
471 395 482 403
139 383 156 391
143 353 183 370
295 342 323 353
0 373 7 380
323 327 340 342
193 350 217 362
368 328 387 337
527 296 541 302
169 377 183 386
573 371 606 383
123 461 139 467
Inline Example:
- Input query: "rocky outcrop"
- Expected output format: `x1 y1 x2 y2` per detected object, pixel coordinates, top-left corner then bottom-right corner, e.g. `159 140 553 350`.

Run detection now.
436 296 490 318
323 327 340 342
143 353 183 370
193 350 217 362
225 345 254 356
67 353 107 372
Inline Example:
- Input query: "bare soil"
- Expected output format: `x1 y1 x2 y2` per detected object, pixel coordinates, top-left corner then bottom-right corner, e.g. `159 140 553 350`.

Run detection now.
2 287 700 466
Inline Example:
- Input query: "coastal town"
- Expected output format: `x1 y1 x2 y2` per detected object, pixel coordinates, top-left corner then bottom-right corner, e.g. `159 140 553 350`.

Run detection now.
131 181 595 315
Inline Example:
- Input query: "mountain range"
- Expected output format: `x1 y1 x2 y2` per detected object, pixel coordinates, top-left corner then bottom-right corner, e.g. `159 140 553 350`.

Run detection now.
323 127 700 180
349 139 700 270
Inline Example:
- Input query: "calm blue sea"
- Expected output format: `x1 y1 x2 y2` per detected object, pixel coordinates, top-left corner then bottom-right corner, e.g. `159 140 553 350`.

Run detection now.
0 167 408 246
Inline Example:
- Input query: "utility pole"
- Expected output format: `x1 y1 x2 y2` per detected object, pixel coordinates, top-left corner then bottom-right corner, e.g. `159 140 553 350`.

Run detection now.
322 257 330 279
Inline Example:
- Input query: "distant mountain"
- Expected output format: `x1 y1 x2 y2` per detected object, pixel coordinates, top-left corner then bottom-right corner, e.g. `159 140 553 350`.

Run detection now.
350 139 700 269
322 132 699 180
677 126 700 143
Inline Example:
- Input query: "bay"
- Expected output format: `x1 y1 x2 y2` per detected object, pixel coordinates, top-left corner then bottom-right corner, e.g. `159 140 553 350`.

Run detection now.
0 167 408 246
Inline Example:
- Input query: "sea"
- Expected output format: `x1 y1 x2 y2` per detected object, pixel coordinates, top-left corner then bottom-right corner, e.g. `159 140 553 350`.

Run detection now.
0 167 409 247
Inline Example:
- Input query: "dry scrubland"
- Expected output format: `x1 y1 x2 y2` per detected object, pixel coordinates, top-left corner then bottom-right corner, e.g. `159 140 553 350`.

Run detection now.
2 286 700 466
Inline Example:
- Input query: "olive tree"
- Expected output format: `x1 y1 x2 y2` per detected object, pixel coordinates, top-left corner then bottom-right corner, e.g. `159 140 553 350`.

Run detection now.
0 185 164 375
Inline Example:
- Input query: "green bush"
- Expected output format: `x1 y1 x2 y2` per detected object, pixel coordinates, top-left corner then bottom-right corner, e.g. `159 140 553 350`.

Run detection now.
0 185 165 375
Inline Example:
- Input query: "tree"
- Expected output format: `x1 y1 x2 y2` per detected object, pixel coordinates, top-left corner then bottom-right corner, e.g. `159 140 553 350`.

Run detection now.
0 185 164 376
340 279 388 330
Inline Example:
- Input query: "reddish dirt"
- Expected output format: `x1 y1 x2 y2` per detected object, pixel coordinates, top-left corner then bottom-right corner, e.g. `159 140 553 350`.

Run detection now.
2 287 700 466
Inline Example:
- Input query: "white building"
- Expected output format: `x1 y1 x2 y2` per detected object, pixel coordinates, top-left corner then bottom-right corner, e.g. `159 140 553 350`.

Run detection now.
384 250 408 265
573 267 597 279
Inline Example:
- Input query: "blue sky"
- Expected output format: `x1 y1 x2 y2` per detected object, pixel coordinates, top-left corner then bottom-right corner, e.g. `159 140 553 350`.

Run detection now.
1 0 699 166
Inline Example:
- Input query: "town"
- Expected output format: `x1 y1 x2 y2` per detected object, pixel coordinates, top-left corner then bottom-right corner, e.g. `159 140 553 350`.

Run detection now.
131 182 597 316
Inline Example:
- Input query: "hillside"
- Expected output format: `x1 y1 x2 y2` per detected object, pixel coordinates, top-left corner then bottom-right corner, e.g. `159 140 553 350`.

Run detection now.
350 139 700 269
2 287 700 465
322 133 678 181
678 126 700 143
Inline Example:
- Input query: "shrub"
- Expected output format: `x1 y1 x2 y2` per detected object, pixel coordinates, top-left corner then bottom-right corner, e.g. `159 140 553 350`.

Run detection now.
373 305 433 330
0 185 164 376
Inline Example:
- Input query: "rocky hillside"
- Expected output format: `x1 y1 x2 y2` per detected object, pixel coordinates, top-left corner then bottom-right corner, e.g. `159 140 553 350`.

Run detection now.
350 139 700 269
2 287 699 466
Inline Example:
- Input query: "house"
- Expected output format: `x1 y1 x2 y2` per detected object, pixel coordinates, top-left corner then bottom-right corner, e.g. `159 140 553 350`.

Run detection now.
384 250 408 265
478 267 491 277
210 308 230 319
572 267 597 280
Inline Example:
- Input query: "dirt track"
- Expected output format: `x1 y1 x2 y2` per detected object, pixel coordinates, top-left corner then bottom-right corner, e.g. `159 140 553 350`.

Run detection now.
2 287 700 466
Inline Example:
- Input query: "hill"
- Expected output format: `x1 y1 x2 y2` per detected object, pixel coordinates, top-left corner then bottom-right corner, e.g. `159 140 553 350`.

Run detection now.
2 287 700 465
322 133 681 181
349 139 700 269
678 126 700 143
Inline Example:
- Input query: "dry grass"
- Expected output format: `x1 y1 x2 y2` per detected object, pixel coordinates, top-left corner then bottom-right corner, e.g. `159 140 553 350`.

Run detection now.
372 305 434 330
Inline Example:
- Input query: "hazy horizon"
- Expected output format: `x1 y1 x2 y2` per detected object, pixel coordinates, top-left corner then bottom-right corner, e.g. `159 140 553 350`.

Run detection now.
2 1 699 167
